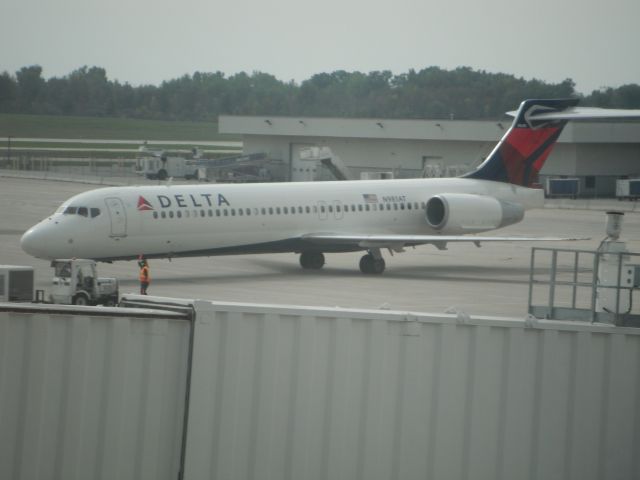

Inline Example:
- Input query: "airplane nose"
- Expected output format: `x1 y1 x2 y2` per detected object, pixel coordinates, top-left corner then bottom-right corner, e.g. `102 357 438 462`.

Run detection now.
21 227 47 258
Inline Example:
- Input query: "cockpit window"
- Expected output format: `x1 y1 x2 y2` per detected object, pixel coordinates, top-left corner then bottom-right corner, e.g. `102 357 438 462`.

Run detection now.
62 206 99 218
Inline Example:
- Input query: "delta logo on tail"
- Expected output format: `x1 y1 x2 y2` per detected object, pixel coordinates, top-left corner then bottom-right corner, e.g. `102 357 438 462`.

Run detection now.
137 196 154 211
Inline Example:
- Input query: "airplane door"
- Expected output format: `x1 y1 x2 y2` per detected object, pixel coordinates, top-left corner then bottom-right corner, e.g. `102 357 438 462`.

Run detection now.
105 197 127 237
333 200 344 220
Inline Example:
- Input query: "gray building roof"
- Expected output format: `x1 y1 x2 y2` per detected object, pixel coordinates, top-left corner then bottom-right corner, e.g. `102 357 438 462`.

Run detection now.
219 115 640 144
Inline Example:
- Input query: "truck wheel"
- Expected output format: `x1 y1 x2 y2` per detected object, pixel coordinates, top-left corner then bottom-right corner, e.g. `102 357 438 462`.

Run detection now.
104 296 117 307
157 169 168 180
73 293 90 306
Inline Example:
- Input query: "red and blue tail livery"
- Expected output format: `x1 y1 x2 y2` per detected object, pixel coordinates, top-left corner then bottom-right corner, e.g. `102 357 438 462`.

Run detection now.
464 98 580 187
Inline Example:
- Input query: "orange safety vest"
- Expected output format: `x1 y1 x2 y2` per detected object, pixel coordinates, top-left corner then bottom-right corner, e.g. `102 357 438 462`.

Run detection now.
139 265 150 283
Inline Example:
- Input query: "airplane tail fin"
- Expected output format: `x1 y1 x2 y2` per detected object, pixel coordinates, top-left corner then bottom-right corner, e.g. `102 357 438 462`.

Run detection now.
463 98 580 187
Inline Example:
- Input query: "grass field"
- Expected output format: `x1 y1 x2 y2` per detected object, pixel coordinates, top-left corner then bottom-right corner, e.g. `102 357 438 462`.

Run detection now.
0 113 240 142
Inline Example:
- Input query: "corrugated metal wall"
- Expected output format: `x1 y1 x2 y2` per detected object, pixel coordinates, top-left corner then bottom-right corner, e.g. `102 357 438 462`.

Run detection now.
184 301 640 480
0 306 191 480
3 299 640 480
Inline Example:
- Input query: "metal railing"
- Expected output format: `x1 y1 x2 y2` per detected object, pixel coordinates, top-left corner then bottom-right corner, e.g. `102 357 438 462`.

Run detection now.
528 246 640 326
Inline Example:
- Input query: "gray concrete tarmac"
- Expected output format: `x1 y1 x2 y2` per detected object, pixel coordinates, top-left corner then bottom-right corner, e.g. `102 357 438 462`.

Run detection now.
2 177 639 318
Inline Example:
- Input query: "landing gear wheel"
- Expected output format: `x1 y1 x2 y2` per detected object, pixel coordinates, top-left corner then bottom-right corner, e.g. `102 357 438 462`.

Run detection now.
299 251 325 270
359 254 386 274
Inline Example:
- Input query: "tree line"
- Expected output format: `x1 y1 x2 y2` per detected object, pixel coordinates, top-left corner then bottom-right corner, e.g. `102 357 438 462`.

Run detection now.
1 65 639 121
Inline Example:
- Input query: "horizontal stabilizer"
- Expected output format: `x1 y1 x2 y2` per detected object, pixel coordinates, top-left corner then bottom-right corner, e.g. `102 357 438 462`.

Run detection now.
506 106 640 121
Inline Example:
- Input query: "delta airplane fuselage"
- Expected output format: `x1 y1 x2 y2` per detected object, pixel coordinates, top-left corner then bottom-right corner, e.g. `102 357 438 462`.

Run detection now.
20 177 542 264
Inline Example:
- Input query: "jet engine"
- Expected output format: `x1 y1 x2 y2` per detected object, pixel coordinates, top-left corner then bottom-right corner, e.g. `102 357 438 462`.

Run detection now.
425 194 524 234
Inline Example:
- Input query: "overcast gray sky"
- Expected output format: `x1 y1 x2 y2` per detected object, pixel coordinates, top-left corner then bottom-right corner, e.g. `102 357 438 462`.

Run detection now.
2 0 638 94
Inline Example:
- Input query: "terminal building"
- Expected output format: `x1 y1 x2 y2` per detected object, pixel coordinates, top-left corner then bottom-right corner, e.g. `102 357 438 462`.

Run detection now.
219 115 640 197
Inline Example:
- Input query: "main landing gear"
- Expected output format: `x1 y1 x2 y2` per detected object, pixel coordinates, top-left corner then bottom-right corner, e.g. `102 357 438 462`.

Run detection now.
359 249 386 274
299 251 325 270
299 249 386 274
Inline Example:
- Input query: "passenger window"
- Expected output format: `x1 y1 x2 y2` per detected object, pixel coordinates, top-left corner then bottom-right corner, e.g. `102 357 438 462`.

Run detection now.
208 210 213 217
177 211 182 218
238 209 243 216
283 207 288 214
224 210 228 216
216 210 221 217
400 203 405 210
161 211 166 218
153 212 158 219
386 204 391 210
298 206 303 214
358 205 363 212
90 208 100 218
320 206 325 213
305 206 310 214
185 211 190 218
169 211 174 218
246 208 251 216
201 210 205 217
365 204 370 211
276 207 281 214
407 203 412 210
328 206 333 213
269 207 274 215
261 208 266 215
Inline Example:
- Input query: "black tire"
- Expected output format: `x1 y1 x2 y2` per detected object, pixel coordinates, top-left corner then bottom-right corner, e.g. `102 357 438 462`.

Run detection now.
72 293 90 306
157 169 168 180
359 254 385 274
299 251 325 269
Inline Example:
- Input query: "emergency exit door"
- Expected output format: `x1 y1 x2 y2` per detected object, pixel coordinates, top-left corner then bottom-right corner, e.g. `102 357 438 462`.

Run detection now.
105 197 127 237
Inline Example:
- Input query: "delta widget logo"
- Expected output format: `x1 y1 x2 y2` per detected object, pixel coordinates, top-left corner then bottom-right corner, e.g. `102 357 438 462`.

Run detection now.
137 196 154 211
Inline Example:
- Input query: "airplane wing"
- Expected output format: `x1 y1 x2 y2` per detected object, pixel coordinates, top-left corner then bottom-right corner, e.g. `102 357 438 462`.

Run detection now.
301 233 586 250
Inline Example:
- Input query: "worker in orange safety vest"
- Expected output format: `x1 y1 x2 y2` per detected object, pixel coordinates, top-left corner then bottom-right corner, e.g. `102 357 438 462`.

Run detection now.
138 257 150 295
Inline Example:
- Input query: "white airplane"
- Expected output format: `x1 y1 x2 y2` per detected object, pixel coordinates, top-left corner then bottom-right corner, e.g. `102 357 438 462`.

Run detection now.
20 99 640 274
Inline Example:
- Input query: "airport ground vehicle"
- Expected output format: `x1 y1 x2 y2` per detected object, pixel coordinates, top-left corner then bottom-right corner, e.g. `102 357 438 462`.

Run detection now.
50 259 118 305
134 153 198 180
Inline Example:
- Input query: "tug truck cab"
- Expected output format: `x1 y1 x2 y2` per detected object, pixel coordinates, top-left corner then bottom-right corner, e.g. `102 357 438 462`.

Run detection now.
50 259 118 306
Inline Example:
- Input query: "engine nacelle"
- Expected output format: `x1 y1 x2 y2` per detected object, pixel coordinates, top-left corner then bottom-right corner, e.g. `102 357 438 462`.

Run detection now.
425 194 524 234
